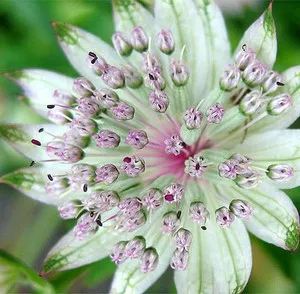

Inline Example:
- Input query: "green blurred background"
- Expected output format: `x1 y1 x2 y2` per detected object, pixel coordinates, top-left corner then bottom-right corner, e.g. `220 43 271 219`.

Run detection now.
0 0 299 292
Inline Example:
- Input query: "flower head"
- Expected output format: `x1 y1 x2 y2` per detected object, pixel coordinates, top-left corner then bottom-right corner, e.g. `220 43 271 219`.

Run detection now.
1 1 300 293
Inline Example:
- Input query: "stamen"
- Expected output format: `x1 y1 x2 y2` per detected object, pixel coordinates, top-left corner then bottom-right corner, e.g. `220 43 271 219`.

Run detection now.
87 52 108 75
31 139 41 146
47 174 54 181
83 184 88 192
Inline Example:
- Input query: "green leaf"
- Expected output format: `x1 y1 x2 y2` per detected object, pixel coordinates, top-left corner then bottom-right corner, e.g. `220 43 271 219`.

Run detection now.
0 249 54 294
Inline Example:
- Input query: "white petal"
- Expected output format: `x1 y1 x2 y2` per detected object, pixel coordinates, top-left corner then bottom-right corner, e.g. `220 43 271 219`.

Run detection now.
233 129 300 189
234 3 277 67
5 70 75 121
225 182 299 251
192 0 231 90
0 123 66 161
154 0 210 102
248 65 300 133
52 22 121 86
110 214 173 294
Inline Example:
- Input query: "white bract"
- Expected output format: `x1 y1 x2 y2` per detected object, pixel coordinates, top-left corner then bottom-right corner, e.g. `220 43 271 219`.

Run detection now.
1 1 299 293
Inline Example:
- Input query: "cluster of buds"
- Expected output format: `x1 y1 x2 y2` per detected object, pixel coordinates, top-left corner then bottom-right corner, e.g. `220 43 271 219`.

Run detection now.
218 154 260 189
110 237 159 273
215 199 253 228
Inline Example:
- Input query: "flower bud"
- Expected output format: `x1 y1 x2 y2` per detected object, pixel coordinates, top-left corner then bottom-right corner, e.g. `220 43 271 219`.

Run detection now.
53 89 75 106
235 170 259 189
219 65 241 91
63 130 90 148
122 210 146 232
189 202 209 225
112 32 133 56
73 213 97 240
170 60 189 86
170 249 189 270
46 141 65 158
101 66 125 89
111 102 135 121
262 70 282 94
215 206 235 228
83 190 119 211
206 102 225 124
70 117 97 136
183 108 202 129
267 164 294 182
143 53 162 72
47 109 71 125
87 52 108 75
121 65 143 88
149 91 169 113
267 93 292 116
163 183 184 203
242 60 268 87
162 211 180 234
185 156 208 178
157 29 175 54
92 88 119 109
229 199 253 220
61 144 84 163
218 160 238 180
142 188 162 211
121 156 145 177
73 77 94 96
144 71 166 90
131 27 148 52
71 164 96 185
92 130 120 148
125 129 149 149
110 241 128 264
118 197 142 215
174 228 192 252
95 164 119 185
164 134 184 156
239 90 262 116
235 47 256 70
125 236 146 259
45 178 69 196
77 97 100 117
230 153 251 164
140 248 159 273
58 201 79 219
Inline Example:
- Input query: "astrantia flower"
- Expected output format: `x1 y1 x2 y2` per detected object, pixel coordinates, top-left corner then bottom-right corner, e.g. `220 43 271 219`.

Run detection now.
1 1 300 293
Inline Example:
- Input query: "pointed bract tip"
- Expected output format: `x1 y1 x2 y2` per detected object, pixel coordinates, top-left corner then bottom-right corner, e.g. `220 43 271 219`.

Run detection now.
51 21 77 45
268 0 274 10
2 70 26 81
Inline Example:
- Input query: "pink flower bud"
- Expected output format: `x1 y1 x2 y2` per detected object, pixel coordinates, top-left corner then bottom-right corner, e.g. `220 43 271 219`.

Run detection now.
149 91 169 113
95 164 119 185
161 211 180 234
92 130 120 148
157 29 175 54
101 66 125 89
131 27 148 52
125 129 149 149
206 102 225 124
111 102 135 121
189 202 209 225
215 206 235 228
219 65 241 91
267 164 294 182
185 156 208 178
140 248 159 273
164 134 184 156
112 32 133 56
170 60 189 86
77 97 100 117
229 199 253 220
120 156 145 177
170 249 189 270
267 93 292 116
73 77 94 95
183 108 202 129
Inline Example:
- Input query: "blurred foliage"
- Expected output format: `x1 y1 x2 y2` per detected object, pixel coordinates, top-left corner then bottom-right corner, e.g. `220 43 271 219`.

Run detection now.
0 0 299 293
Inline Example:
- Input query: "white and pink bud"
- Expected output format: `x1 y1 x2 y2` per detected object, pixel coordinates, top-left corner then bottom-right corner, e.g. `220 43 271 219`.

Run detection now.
47 109 71 125
218 160 239 180
125 129 149 149
125 236 146 259
235 47 256 71
267 93 292 116
235 170 259 189
73 213 98 240
122 210 146 232
189 202 209 226
267 164 294 182
157 29 175 54
143 53 162 73
92 130 120 148
46 141 65 158
112 32 133 56
87 52 108 75
183 108 202 129
229 199 253 220
83 190 119 211
101 66 125 89
142 188 162 211
185 156 208 178
95 164 119 185
239 90 262 116
92 88 119 109
121 65 143 88
111 102 135 121
73 77 94 96
63 130 89 148
215 206 235 228
118 197 142 215
163 183 184 203
131 27 148 52
53 89 74 106
77 97 100 117
140 248 159 273
121 156 145 177
58 201 79 219
45 178 69 196
170 249 189 271
242 60 268 87
230 153 251 165
71 164 96 185
70 117 97 136
170 60 189 86
61 144 84 163
110 241 128 264
262 70 282 94
174 228 192 252
206 102 225 124
161 211 180 234
164 134 184 156
149 91 169 113
144 71 166 90
219 65 241 91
